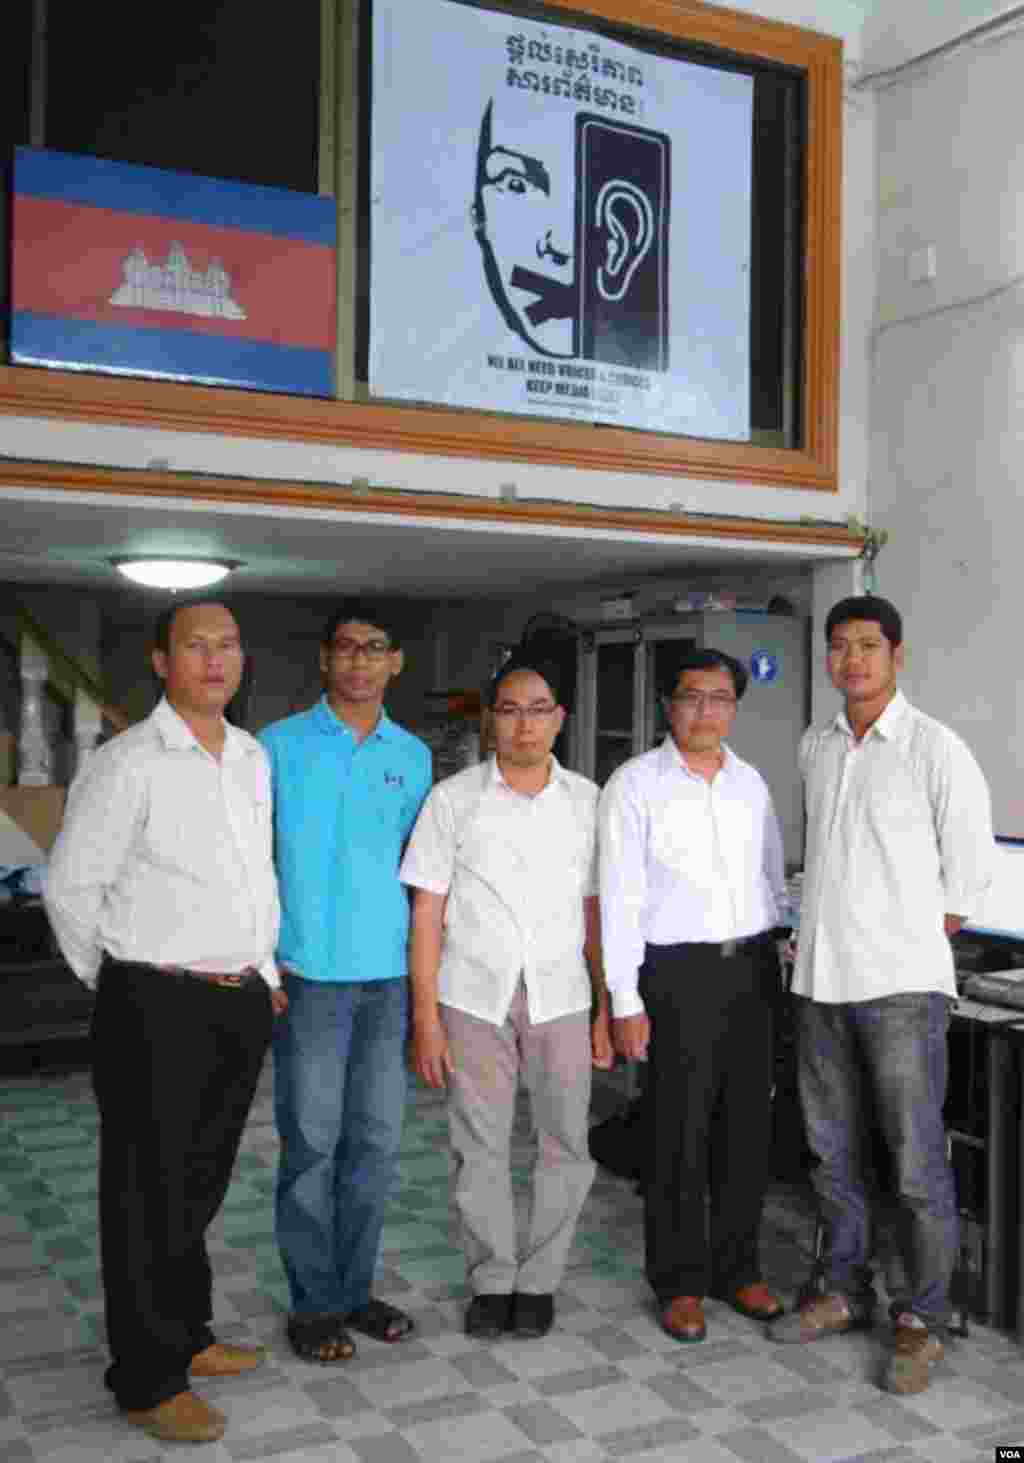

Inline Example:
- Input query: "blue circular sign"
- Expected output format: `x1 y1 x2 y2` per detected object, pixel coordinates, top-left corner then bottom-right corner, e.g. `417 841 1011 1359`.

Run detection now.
750 650 779 684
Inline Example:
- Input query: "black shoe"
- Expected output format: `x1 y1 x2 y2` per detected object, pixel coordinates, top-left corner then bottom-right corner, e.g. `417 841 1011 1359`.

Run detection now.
511 1293 554 1338
465 1293 514 1339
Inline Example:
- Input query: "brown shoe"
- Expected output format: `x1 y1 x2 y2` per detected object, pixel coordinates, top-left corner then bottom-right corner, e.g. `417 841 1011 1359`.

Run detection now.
769 1292 869 1344
660 1295 706 1343
882 1320 944 1395
190 1341 267 1377
124 1389 226 1443
729 1282 784 1322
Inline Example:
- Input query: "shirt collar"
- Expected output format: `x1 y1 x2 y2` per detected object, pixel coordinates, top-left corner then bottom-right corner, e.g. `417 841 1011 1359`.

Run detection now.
490 753 566 794
313 694 396 742
659 734 738 781
152 697 250 762
833 688 908 743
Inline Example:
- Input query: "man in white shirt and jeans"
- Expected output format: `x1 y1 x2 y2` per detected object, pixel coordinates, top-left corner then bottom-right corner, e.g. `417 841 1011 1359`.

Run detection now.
770 596 993 1397
401 654 611 1341
599 648 787 1345
45 600 286 1446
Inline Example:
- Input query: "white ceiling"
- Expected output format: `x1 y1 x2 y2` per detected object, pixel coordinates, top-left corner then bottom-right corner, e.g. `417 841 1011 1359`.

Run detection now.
0 487 852 602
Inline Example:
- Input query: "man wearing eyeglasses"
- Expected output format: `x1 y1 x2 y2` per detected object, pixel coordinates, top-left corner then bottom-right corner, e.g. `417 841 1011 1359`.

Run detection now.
599 648 787 1344
401 654 612 1341
258 602 431 1365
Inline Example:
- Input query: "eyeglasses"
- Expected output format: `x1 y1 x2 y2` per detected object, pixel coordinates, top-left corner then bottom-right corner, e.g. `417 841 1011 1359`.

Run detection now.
669 692 737 712
328 638 393 662
492 703 558 722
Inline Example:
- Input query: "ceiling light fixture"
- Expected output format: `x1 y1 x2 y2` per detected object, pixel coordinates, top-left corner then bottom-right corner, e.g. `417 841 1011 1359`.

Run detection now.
111 557 241 591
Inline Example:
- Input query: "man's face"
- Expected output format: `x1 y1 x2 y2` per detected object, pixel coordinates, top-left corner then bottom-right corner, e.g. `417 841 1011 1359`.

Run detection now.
320 620 403 708
152 603 243 718
474 107 575 357
491 669 565 770
666 667 738 758
827 618 902 706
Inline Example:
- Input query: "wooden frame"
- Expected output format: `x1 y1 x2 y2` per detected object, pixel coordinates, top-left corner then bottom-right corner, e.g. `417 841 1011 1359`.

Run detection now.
0 456 861 549
0 0 842 493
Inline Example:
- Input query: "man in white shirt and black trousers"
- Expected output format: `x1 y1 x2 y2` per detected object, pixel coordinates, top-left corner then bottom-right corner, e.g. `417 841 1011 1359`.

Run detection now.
401 653 612 1341
770 596 993 1397
45 600 287 1446
599 647 787 1345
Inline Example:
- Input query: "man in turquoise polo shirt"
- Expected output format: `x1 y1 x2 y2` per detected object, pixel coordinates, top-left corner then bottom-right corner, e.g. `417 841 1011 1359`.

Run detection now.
259 602 431 1364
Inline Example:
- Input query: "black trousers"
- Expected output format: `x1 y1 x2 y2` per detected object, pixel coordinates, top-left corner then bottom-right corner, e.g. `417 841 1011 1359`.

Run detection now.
91 959 273 1410
640 936 777 1304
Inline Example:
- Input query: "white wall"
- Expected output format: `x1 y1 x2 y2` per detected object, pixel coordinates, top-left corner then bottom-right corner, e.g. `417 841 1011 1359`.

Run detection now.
868 24 1024 833
861 0 1018 71
720 0 866 50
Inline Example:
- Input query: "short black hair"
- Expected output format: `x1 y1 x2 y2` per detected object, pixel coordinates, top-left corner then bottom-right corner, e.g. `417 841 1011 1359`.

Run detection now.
664 647 748 701
322 600 401 649
825 595 903 648
151 597 235 654
488 652 563 708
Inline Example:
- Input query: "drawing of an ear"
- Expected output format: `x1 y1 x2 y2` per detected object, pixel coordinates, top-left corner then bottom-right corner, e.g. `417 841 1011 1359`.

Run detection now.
594 179 654 303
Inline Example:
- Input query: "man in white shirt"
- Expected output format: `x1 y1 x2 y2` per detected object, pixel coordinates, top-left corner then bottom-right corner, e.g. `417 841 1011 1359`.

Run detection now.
401 654 612 1340
599 648 786 1345
770 596 993 1397
45 600 286 1446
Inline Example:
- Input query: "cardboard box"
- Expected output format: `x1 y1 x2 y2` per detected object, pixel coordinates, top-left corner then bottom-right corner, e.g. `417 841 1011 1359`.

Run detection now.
0 786 67 854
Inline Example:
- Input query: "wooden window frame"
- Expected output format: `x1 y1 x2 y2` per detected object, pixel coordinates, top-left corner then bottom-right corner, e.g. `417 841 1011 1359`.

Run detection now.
0 0 841 492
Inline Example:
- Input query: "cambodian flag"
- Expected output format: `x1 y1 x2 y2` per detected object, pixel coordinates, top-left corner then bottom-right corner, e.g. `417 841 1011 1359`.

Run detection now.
11 147 337 397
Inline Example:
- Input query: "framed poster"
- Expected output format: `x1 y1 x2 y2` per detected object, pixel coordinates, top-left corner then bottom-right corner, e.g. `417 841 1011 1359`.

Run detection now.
370 0 754 440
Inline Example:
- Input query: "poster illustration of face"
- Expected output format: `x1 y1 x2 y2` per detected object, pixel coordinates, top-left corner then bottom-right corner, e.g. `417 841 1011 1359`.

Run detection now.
474 102 670 370
371 0 751 440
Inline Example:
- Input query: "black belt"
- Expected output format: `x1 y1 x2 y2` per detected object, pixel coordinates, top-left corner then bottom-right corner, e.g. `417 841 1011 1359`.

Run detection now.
675 931 775 960
105 956 263 988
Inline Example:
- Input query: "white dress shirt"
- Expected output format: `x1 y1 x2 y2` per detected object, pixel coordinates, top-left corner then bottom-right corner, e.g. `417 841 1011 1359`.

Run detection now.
599 737 786 1018
792 690 993 1003
44 698 280 989
399 755 598 1026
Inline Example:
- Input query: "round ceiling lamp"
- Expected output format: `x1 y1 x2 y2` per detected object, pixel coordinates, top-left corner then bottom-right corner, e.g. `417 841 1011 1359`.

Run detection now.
111 557 241 591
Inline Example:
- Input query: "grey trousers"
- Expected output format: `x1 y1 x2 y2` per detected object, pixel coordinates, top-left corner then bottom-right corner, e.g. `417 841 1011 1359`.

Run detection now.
441 986 595 1296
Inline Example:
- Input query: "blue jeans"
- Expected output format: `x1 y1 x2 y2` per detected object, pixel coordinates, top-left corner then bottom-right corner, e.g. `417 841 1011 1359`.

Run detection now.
795 993 958 1330
273 974 408 1318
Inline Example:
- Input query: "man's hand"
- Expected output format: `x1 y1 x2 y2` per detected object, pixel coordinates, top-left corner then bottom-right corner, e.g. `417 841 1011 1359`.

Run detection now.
944 914 965 938
591 1002 614 1070
411 1019 453 1089
270 987 289 1016
612 1012 650 1062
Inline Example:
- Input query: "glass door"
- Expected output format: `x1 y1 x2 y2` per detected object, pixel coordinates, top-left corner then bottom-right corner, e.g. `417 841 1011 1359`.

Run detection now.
576 628 644 784
593 638 638 786
643 628 699 749
574 621 702 782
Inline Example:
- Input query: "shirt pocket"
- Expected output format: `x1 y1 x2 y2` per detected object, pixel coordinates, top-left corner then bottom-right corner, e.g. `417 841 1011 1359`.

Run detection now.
456 819 524 887
649 798 710 878
559 821 594 897
367 778 409 842
141 784 200 876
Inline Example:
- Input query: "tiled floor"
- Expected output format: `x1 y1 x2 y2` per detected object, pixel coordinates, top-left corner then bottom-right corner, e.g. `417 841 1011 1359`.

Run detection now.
1 1060 1023 1463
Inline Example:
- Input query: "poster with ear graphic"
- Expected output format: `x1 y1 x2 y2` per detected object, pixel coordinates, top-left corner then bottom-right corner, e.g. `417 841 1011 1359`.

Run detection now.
370 0 753 440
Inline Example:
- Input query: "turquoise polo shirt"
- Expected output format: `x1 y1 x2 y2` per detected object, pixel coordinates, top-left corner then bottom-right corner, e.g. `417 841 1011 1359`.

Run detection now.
259 698 432 984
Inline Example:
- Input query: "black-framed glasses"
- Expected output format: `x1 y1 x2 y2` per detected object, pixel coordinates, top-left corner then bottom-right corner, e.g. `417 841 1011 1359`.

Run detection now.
492 702 558 722
669 692 736 712
328 637 393 662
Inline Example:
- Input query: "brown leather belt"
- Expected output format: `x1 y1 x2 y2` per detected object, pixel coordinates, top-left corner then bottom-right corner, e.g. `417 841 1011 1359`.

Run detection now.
156 964 262 987
106 956 262 988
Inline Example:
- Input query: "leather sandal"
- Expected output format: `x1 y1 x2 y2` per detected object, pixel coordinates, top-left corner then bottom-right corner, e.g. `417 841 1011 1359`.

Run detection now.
660 1295 706 1343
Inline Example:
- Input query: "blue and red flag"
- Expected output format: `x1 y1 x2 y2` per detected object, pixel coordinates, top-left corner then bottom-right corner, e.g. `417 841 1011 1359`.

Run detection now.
11 147 337 397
